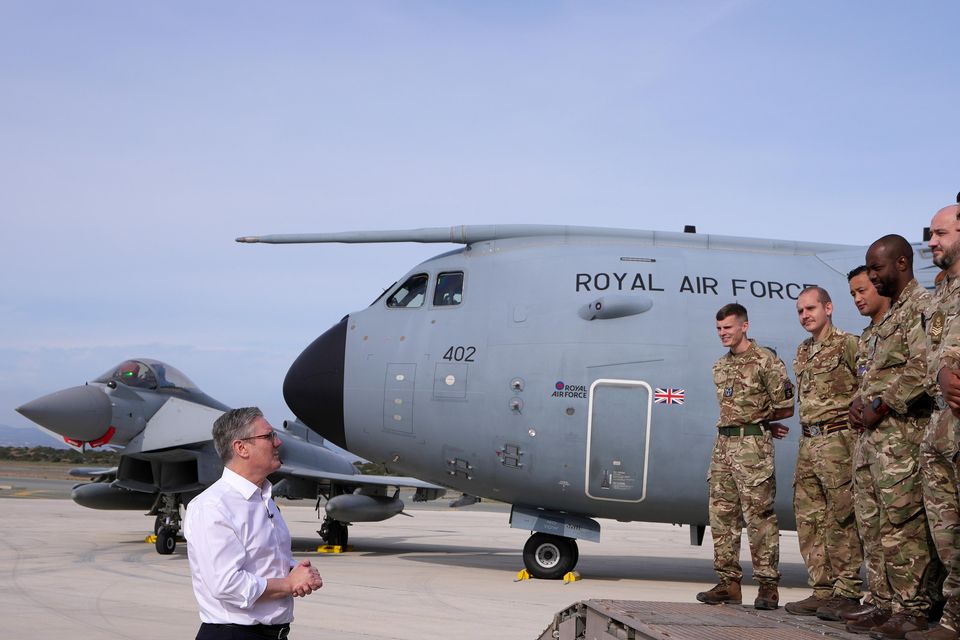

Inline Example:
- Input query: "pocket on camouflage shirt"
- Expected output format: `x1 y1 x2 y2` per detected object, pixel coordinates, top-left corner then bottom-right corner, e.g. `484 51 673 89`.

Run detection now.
873 324 908 370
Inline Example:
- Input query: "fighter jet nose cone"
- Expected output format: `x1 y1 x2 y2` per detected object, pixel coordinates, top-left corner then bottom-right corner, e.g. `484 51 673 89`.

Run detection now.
16 385 112 443
284 316 347 448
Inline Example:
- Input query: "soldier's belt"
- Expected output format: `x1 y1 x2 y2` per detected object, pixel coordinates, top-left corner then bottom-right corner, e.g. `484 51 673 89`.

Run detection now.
907 395 935 417
801 420 848 437
718 424 764 437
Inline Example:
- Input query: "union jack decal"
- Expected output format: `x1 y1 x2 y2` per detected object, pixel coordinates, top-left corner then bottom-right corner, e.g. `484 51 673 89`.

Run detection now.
654 388 685 405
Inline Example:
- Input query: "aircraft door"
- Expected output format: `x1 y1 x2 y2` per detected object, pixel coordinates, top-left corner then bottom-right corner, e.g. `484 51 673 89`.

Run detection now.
585 379 652 503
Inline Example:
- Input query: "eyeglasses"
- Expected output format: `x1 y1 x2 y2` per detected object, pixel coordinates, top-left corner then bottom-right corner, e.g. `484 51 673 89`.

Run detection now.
238 431 280 443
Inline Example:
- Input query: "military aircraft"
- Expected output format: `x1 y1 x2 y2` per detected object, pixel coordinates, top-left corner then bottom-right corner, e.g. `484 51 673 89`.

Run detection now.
16 358 445 554
239 224 939 579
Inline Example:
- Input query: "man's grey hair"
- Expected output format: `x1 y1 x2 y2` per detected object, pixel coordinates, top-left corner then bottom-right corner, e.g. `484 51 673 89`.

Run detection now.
212 407 263 464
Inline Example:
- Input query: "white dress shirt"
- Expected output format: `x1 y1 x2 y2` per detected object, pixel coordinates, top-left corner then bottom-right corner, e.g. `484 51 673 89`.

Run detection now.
184 467 295 625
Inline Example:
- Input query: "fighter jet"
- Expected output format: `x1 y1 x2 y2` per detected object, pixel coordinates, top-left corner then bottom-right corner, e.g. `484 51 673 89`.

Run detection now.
239 224 939 579
16 358 445 554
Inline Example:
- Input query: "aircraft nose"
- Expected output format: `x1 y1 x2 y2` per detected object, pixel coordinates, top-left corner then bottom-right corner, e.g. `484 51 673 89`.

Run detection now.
16 385 112 443
284 316 348 448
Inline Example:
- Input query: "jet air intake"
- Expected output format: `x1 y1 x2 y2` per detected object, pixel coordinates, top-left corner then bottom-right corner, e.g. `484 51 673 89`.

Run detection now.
284 316 348 448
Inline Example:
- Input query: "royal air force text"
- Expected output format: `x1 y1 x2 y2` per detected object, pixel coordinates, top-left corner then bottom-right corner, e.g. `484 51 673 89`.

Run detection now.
575 273 816 300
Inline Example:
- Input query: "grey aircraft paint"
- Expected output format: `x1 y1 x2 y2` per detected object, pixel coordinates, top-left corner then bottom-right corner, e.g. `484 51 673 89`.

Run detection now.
16 358 445 554
244 224 938 578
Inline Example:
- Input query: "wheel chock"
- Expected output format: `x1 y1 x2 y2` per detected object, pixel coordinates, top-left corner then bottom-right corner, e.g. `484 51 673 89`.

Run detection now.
146 535 157 544
316 544 353 553
514 569 532 581
562 571 581 583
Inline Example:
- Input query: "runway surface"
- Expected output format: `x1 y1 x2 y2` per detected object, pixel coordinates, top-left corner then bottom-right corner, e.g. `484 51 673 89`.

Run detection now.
0 488 817 640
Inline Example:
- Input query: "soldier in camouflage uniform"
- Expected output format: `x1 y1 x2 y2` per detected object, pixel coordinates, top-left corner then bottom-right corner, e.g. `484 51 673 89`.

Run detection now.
697 303 794 611
843 267 895 631
784 286 864 620
847 235 935 640
907 203 960 640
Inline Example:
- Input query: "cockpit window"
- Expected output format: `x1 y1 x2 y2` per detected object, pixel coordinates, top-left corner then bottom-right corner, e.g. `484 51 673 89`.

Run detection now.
387 273 428 308
94 359 200 391
370 281 397 307
433 271 463 306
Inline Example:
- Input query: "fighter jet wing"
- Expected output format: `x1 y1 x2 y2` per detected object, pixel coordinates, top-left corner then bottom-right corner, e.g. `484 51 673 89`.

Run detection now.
278 462 445 491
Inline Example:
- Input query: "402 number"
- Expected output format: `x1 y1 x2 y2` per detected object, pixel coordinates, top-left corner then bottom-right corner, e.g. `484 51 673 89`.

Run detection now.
443 346 476 362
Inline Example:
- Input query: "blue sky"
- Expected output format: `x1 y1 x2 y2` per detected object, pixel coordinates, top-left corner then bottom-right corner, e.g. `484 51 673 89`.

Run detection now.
2 1 958 436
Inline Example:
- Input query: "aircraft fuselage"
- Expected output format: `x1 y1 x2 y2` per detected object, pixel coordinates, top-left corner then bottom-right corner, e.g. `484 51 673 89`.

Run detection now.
286 232 925 533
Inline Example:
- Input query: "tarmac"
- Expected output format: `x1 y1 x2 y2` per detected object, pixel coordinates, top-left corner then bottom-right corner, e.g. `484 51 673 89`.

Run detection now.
0 476 834 640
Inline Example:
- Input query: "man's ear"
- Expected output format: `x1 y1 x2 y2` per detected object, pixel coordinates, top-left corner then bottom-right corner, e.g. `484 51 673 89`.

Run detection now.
232 439 249 460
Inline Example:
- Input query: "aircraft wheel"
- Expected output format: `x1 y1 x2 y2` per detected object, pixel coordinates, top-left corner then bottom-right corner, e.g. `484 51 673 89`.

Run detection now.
335 523 348 547
522 533 578 580
153 515 163 535
320 519 349 547
156 527 177 555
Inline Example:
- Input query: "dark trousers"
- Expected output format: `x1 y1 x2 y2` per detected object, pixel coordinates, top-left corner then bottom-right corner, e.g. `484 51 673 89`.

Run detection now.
196 623 290 640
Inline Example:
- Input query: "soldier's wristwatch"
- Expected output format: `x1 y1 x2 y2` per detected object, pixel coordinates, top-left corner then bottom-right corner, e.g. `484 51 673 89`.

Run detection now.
871 397 890 417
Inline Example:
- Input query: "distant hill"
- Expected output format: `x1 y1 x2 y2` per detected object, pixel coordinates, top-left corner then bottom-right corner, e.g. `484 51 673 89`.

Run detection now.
0 424 69 448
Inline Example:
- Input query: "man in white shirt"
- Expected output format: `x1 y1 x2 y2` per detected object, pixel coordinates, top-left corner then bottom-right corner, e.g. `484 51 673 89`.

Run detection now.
185 407 323 639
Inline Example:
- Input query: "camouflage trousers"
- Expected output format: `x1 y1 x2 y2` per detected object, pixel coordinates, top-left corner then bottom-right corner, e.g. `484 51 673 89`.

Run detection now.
707 433 779 585
854 429 893 609
920 409 960 626
793 429 863 599
855 417 935 615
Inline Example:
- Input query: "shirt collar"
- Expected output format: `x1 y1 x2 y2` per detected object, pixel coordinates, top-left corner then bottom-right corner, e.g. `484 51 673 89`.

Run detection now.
894 278 920 310
735 338 757 356
938 273 960 296
817 324 840 343
222 466 273 501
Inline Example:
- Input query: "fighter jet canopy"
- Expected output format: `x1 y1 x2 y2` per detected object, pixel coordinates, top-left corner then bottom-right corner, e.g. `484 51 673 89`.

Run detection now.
93 359 199 391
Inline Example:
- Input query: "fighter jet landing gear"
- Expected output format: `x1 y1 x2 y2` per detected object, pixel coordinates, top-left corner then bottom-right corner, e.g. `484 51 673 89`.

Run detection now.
156 527 177 554
522 533 579 580
318 517 349 547
152 494 182 555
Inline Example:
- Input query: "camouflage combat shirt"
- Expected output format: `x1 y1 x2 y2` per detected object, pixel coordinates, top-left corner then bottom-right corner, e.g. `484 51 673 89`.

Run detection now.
794 324 859 426
713 339 794 427
858 278 931 413
924 274 960 393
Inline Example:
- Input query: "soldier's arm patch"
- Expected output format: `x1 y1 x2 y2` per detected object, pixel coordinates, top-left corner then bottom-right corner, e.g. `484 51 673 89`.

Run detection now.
930 311 945 345
784 381 794 399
